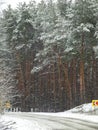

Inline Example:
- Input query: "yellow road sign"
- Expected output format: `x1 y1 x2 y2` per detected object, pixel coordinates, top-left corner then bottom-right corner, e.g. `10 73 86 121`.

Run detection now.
92 100 98 107
5 102 11 108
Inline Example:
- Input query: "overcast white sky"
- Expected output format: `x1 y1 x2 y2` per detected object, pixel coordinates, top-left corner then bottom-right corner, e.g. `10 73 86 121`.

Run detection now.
6 0 41 5
1 0 42 9
1 0 72 9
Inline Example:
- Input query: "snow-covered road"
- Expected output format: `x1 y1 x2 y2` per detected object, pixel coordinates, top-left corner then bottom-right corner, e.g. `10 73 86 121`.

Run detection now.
3 112 98 130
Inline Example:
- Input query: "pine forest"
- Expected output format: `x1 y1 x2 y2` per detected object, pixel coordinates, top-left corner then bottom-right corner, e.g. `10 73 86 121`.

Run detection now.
0 0 98 112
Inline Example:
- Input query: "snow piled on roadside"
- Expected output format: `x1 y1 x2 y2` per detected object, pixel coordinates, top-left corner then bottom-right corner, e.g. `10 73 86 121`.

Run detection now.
0 115 42 130
68 103 98 113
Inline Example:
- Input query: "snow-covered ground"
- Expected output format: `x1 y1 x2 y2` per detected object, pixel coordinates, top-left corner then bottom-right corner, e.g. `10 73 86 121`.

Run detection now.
0 103 98 130
1 116 42 130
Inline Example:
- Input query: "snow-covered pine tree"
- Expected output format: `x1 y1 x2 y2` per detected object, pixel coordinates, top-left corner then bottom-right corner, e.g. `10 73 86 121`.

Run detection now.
66 0 98 103
1 5 22 111
0 10 19 113
32 0 73 110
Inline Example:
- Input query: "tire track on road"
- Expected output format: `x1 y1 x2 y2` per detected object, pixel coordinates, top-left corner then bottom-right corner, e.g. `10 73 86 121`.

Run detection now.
5 113 98 130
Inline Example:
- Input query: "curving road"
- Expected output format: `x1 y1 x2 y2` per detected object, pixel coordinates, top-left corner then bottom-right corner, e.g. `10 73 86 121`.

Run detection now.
6 113 98 130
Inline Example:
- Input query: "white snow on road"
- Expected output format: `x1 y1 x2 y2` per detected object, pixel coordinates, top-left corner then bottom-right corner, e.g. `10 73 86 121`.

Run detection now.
0 103 98 130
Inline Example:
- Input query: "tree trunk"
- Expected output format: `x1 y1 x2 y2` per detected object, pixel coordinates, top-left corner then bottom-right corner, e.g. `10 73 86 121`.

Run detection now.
58 55 72 109
80 31 85 103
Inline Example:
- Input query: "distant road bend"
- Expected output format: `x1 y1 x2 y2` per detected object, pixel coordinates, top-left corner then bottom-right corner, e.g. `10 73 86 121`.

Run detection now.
6 113 98 130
